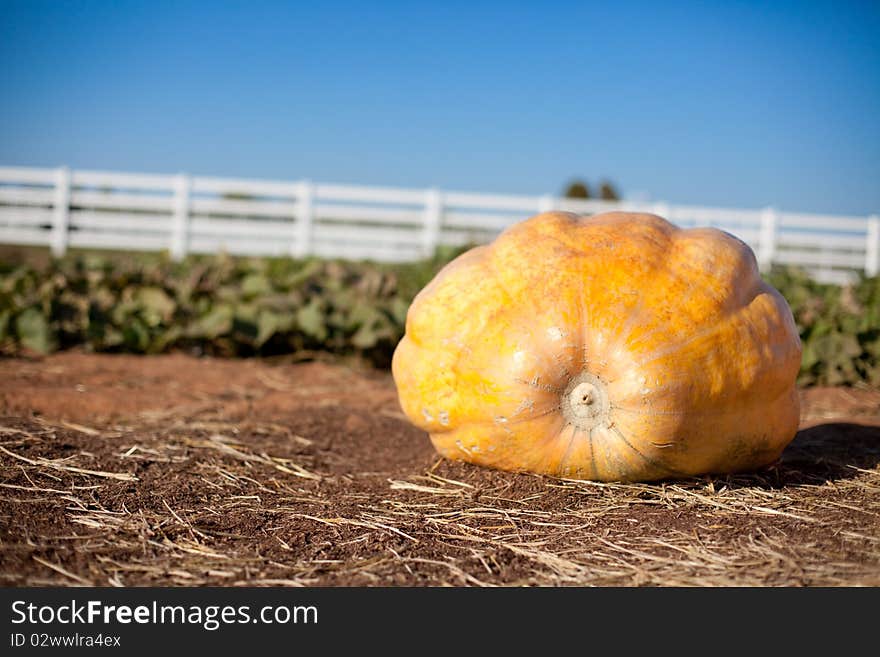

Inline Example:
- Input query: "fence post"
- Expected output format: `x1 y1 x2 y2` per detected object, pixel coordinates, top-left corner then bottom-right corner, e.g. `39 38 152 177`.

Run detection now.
538 194 555 213
422 188 442 258
50 166 70 258
293 180 314 259
758 206 778 272
867 215 880 277
170 173 191 261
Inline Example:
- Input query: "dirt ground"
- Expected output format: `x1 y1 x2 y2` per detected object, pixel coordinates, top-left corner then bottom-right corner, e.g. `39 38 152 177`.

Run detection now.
0 351 878 587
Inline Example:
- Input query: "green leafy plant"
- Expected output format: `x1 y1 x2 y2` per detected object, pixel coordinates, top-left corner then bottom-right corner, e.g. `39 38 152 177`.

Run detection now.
765 266 880 386
0 250 454 367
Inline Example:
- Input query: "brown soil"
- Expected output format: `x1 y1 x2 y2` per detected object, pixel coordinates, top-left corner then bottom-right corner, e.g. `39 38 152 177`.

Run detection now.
1 352 878 586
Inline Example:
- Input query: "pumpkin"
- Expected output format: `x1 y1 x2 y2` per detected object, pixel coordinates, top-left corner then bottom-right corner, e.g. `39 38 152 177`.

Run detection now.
391 211 802 482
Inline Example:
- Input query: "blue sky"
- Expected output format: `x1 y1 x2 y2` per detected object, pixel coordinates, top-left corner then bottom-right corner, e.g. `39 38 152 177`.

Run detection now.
1 0 878 214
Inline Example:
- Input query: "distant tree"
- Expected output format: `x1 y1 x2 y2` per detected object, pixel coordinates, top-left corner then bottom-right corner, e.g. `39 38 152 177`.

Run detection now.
598 180 620 201
563 180 591 199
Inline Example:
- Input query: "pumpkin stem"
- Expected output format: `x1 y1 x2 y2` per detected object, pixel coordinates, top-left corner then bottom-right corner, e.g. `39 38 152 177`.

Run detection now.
562 372 609 430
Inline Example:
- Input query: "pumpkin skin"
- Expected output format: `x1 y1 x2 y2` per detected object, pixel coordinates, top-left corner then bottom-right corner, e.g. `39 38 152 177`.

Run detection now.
391 211 802 482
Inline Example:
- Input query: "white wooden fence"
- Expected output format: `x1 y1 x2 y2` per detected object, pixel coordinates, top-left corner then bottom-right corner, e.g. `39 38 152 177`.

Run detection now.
0 165 877 284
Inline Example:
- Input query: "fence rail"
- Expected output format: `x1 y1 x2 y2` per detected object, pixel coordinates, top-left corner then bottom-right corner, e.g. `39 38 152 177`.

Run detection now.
1 165 877 284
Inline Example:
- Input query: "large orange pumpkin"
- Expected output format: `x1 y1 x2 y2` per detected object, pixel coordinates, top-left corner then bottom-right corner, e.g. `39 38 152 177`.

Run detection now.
391 211 802 482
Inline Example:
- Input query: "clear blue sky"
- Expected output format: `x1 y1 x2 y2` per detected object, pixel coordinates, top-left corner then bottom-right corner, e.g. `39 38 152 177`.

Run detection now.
1 0 878 214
